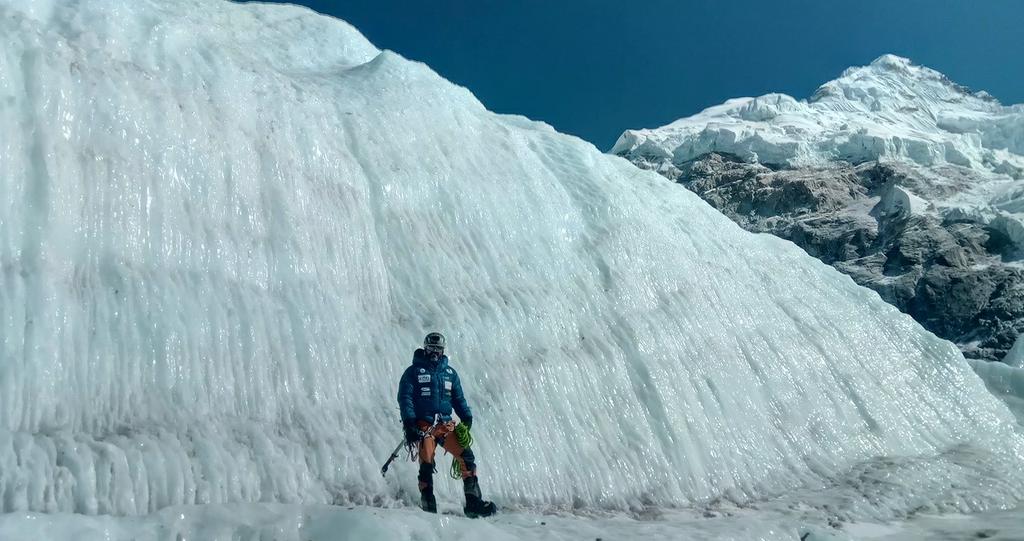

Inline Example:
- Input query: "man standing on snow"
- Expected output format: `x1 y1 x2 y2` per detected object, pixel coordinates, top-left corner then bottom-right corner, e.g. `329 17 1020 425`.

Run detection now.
397 332 497 517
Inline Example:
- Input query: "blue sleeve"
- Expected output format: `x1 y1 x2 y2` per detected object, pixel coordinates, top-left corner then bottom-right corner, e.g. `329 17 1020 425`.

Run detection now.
451 370 472 421
397 368 416 423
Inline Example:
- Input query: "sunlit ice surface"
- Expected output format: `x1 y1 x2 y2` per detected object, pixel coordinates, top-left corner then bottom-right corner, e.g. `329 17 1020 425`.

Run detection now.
0 0 1022 537
0 501 1022 540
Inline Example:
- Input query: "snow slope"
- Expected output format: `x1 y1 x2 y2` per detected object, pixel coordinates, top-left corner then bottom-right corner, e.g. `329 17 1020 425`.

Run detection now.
0 0 1022 535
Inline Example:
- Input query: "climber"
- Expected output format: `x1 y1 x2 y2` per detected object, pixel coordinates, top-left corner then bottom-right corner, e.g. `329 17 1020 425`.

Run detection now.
397 332 497 518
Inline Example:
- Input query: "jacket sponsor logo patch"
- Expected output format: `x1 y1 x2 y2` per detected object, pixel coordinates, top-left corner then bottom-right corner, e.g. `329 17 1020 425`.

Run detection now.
417 375 431 383
444 381 453 390
420 387 431 396
418 368 426 373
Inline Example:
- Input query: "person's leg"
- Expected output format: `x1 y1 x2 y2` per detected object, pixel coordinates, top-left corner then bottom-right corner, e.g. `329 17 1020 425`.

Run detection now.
416 421 437 512
439 425 475 478
439 423 494 517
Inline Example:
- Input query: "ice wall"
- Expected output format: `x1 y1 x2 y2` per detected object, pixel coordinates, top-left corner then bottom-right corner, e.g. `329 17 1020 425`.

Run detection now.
970 360 1024 423
0 0 1022 518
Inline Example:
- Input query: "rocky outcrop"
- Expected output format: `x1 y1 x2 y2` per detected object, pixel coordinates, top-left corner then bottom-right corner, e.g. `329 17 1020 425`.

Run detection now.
649 152 1024 361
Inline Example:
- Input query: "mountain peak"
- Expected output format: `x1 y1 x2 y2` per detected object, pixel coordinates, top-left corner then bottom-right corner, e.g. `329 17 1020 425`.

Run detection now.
613 56 1023 175
809 54 984 110
869 53 913 70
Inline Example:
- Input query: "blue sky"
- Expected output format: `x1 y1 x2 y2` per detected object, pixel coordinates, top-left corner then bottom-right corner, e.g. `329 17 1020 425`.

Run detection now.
248 0 1024 149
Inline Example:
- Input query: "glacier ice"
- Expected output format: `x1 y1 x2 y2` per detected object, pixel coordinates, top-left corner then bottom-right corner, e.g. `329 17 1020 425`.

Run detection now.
0 0 1022 526
970 360 1024 423
1006 334 1024 368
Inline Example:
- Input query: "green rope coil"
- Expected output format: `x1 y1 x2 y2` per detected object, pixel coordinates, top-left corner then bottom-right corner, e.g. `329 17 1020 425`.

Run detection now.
449 423 473 479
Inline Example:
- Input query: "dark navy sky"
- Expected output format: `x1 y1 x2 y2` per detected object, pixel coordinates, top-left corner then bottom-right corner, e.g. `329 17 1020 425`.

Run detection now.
248 0 1024 150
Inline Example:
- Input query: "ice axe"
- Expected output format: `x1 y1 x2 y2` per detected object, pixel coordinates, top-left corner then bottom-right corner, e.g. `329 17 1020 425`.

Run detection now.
380 439 406 477
382 422 437 477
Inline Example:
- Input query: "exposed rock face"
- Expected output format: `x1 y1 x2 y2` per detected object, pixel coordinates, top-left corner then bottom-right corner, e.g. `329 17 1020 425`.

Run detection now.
645 152 1024 361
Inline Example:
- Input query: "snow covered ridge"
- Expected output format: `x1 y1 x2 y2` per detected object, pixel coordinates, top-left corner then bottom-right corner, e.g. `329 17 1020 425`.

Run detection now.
612 54 1024 176
1 0 1023 530
611 55 1024 255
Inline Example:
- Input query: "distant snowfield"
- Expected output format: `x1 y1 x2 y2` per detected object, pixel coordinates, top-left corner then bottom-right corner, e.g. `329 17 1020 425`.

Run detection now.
1 0 1024 539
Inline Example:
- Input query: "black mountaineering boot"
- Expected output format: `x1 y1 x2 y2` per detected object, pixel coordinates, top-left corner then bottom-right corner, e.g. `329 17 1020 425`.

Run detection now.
418 462 437 513
420 488 437 513
462 476 497 518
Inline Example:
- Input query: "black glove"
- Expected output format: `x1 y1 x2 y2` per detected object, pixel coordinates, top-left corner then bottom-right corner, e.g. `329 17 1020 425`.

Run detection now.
461 417 473 430
404 422 421 445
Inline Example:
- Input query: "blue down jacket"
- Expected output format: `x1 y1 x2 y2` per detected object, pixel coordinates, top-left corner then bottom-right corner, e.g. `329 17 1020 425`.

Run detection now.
398 349 472 424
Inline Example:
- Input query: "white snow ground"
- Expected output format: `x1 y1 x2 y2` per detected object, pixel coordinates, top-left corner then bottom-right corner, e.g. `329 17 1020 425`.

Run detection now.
0 500 1021 540
1 0 1023 539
